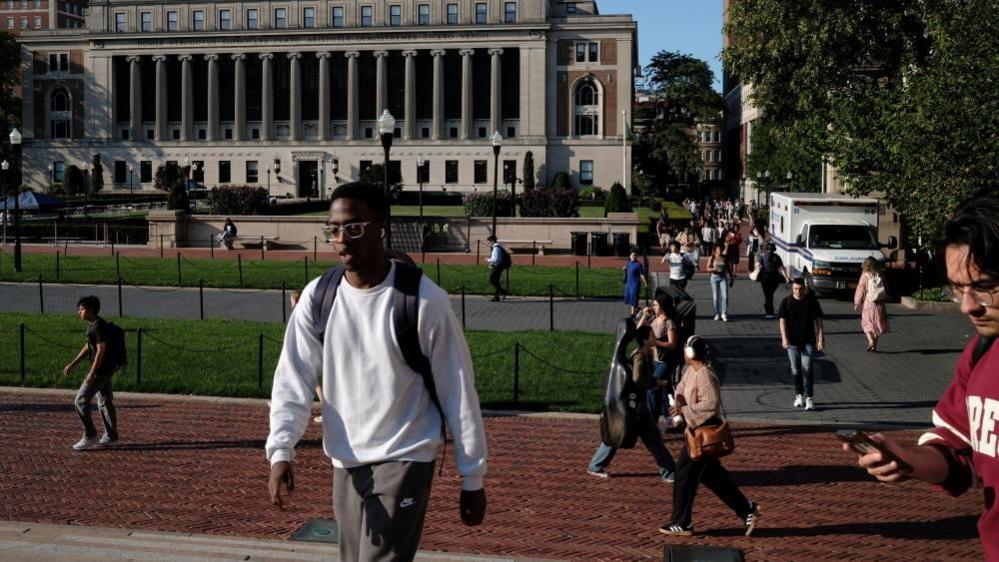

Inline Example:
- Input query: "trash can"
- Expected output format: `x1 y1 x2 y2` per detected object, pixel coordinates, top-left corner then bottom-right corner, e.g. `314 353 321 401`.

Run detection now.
570 231 588 256
612 232 631 257
590 231 609 256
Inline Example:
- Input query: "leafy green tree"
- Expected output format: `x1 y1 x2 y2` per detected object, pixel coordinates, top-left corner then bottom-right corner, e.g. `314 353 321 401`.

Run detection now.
359 163 403 202
155 162 187 192
522 151 536 191
551 171 571 189
723 0 997 242
166 179 189 211
746 120 821 195
603 183 632 216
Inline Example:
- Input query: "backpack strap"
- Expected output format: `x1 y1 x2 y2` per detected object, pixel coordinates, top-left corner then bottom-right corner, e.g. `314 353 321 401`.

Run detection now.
312 266 346 342
972 336 995 368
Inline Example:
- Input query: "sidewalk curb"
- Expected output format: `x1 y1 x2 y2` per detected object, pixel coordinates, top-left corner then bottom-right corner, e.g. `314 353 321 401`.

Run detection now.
899 296 961 313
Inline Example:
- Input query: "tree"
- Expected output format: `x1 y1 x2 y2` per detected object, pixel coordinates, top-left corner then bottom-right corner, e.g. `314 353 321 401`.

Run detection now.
746 120 821 195
155 162 186 192
166 179 189 211
0 32 21 174
359 163 403 202
603 183 632 216
723 0 998 242
91 154 104 194
63 165 85 195
551 171 571 189
522 151 536 191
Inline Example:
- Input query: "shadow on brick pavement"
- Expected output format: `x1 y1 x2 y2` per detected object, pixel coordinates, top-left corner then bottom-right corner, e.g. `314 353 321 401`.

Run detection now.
0 389 982 561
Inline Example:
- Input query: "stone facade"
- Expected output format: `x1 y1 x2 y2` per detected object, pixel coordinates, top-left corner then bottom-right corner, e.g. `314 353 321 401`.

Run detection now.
17 0 637 196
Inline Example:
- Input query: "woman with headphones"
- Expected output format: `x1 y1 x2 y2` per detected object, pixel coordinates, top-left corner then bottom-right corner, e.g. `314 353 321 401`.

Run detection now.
637 293 680 419
659 336 760 537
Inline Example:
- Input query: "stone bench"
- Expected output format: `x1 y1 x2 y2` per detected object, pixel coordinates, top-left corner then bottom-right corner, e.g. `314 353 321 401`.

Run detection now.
500 239 553 255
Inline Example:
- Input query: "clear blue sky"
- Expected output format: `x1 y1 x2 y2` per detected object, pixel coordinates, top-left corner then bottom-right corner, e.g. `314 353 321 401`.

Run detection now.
601 1 724 91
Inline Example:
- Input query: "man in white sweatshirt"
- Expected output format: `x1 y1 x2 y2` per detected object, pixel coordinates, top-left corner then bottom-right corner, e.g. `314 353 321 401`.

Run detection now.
265 182 488 562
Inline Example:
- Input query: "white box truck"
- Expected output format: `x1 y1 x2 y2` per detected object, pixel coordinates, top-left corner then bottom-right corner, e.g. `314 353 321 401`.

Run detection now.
768 192 897 294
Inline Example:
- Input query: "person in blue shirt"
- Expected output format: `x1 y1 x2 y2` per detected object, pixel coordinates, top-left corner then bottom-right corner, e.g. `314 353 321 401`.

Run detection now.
623 251 648 316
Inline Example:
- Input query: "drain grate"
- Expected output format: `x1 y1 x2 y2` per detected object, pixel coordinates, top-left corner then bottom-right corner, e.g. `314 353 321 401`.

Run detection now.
290 517 339 544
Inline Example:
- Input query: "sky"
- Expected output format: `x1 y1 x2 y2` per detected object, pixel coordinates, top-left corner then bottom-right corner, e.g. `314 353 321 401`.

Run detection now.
600 1 725 91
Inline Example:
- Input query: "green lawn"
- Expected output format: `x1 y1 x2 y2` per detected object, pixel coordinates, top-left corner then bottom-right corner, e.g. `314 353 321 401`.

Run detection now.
0 251 636 298
0 312 612 412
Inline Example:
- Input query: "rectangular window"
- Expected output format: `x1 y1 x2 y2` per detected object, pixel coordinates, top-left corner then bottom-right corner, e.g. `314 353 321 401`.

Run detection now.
246 8 258 29
19 0 25 8
421 127 430 138
504 2 516 23
566 2 577 14
474 160 487 184
219 9 231 30
360 5 372 26
219 161 231 183
274 8 286 28
474 2 486 23
5 18 13 30
167 10 177 30
331 6 343 27
5 1 12 10
19 15 25 28
224 128 233 139
478 126 486 138
32 15 39 28
140 11 151 31
246 161 259 183
192 10 204 30
506 126 515 138
589 42 599 63
575 43 585 63
389 4 400 25
172 129 180 140
49 54 57 72
33 0 39 7
418 4 429 25
580 160 594 185
146 129 154 140
53 161 65 182
59 53 68 71
417 161 429 183
445 160 459 183
503 160 516 184
114 160 126 184
449 126 458 138
114 12 125 32
140 161 152 183
302 7 314 28
446 3 458 24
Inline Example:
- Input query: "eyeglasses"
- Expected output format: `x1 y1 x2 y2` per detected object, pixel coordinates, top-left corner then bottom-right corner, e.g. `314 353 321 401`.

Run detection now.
947 281 999 306
322 221 375 241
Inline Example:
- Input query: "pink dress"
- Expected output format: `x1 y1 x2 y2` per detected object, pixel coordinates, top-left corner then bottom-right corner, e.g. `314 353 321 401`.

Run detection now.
854 272 889 336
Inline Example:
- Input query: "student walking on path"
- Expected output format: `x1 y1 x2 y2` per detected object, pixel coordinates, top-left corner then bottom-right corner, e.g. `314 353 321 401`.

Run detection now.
63 296 122 451
854 257 889 352
756 242 789 318
779 278 825 411
707 243 733 322
487 235 511 302
622 251 648 317
661 241 694 291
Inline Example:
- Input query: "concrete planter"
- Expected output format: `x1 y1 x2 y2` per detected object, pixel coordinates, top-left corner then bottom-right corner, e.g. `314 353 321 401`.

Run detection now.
899 296 962 313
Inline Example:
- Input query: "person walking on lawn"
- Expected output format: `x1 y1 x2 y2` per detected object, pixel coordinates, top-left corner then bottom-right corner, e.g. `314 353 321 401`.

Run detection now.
63 296 121 451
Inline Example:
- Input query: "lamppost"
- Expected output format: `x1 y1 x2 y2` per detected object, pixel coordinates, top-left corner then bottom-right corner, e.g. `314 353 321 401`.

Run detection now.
417 157 425 252
377 109 396 248
764 169 771 207
128 166 134 195
786 171 793 193
10 127 23 272
48 161 54 189
755 171 761 205
1 159 8 247
740 173 747 204
82 162 89 215
266 165 271 198
490 131 502 236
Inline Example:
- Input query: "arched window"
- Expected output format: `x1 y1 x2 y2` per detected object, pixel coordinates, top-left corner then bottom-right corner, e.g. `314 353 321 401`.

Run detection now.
47 87 72 139
51 89 69 111
573 79 601 137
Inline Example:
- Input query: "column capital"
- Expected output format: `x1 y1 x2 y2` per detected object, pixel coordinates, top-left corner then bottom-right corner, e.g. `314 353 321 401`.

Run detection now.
125 55 142 63
231 53 246 61
152 55 168 63
287 52 302 60
316 52 331 60
401 50 418 57
488 48 504 56
258 52 274 61
459 48 475 57
373 50 389 58
345 50 360 59
430 49 446 57
177 54 193 62
204 54 219 62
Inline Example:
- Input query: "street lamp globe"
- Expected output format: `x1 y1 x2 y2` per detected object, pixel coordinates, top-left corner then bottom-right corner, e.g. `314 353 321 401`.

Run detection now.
787 171 793 180
491 130 503 150
764 170 770 179
377 110 396 136
1 160 8 171
9 127 21 145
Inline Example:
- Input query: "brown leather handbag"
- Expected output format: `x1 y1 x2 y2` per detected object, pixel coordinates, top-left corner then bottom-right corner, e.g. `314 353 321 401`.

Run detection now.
685 418 735 460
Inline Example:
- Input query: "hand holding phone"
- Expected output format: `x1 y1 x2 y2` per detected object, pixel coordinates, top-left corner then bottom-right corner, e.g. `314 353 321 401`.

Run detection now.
836 429 912 473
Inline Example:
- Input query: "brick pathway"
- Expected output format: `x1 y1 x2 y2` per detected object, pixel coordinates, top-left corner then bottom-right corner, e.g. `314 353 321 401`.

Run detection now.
0 389 982 561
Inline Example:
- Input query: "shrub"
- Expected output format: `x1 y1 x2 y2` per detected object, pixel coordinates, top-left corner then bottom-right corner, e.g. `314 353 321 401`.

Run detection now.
63 165 85 195
519 188 579 218
551 171 571 189
578 186 605 202
166 179 189 211
155 162 187 192
522 151 536 191
462 190 512 217
208 185 269 215
91 155 104 193
604 182 632 215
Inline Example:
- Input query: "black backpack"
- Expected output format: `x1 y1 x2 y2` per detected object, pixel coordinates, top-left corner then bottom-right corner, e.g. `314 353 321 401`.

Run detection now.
103 321 127 370
498 245 512 270
654 285 697 386
310 261 446 442
599 318 641 449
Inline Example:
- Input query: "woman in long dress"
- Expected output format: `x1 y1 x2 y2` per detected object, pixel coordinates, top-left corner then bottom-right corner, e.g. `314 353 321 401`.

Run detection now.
622 251 647 316
854 257 889 352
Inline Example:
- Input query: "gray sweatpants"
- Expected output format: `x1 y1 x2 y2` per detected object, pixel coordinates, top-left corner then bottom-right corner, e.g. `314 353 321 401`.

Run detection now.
74 373 118 440
333 460 436 562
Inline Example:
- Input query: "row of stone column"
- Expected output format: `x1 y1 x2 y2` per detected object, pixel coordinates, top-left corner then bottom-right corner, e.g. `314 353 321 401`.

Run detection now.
124 49 506 143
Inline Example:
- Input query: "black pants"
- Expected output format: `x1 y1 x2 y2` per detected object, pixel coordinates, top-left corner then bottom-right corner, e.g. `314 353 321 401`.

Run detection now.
489 266 507 299
761 276 781 315
669 278 688 291
670 444 750 528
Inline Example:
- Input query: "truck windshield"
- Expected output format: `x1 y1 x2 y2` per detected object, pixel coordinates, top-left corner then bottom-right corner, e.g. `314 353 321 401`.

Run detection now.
807 225 879 250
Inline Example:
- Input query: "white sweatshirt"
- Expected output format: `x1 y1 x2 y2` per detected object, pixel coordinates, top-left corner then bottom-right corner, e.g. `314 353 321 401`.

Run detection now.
265 263 488 491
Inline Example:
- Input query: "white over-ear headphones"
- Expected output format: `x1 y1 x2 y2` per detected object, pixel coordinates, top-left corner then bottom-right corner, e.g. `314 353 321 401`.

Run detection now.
684 335 703 360
380 227 387 239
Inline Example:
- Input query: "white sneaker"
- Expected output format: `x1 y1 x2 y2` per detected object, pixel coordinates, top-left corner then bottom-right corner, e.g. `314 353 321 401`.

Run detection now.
721 314 729 322
713 314 721 321
793 394 804 408
72 436 100 451
805 397 815 411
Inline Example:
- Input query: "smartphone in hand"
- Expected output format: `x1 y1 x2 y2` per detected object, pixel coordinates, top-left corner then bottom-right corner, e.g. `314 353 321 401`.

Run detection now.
836 429 912 472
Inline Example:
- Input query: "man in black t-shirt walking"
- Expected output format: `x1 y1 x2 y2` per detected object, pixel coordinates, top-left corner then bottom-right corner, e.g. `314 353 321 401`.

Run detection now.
778 278 825 411
63 296 120 450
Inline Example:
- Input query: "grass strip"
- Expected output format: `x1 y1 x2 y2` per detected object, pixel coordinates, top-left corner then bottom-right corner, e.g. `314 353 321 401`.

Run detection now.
0 312 612 413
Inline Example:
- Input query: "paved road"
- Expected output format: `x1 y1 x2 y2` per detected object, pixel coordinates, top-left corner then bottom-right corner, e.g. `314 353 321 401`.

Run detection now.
0 277 974 427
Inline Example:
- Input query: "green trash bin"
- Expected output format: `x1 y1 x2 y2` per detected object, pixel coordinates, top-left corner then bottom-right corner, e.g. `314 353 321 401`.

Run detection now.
590 231 609 256
571 231 587 256
612 232 631 257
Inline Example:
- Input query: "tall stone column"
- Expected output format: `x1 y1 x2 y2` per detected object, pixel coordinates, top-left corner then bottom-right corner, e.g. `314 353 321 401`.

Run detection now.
317 52 331 141
126 55 142 141
345 51 360 141
402 50 417 140
431 49 445 140
179 54 193 141
489 48 504 136
259 53 274 141
232 54 246 141
288 52 302 141
205 54 220 141
153 55 167 142
374 50 388 115
460 49 474 140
